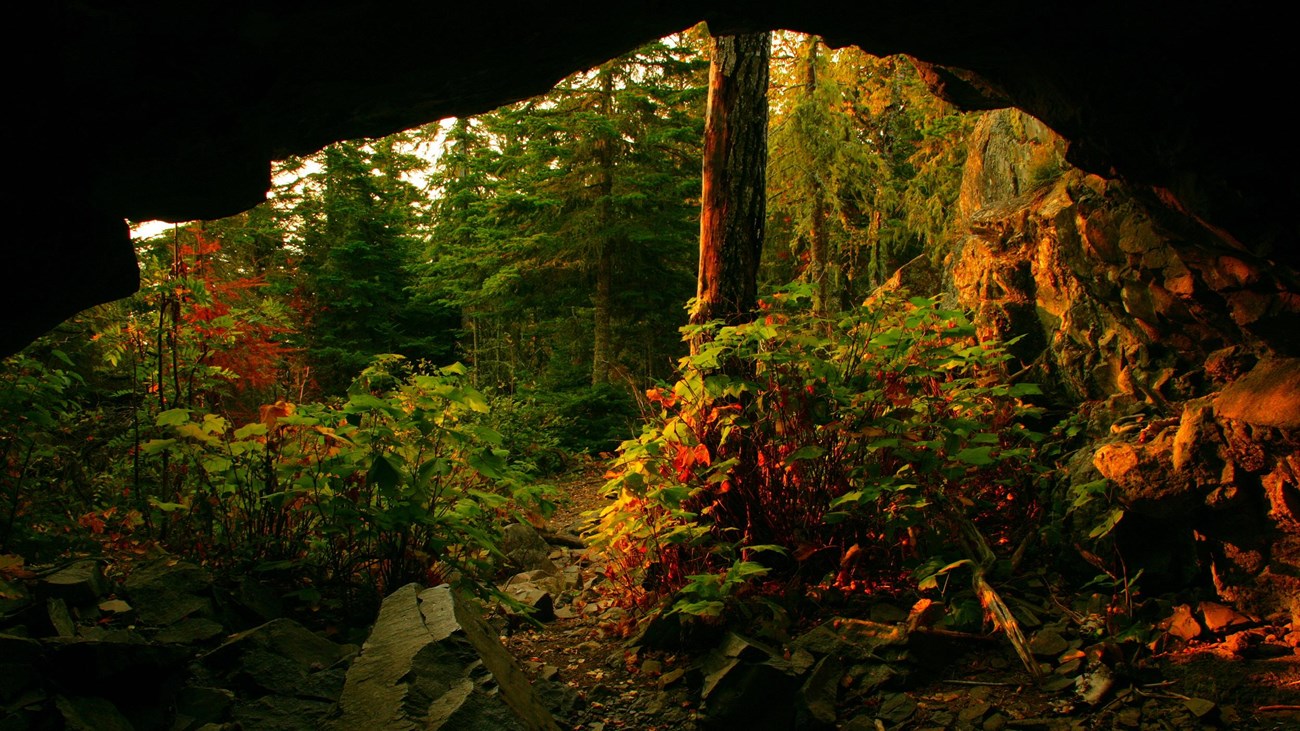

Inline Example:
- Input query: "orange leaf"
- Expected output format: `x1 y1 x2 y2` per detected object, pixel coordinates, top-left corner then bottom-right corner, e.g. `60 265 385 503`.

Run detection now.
260 400 295 430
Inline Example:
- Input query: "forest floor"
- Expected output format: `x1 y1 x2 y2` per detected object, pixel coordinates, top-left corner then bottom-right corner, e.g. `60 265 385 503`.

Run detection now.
501 464 1300 731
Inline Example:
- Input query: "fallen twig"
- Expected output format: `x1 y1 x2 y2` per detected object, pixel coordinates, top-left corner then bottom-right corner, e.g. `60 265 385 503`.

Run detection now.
911 626 1001 643
1134 687 1191 702
941 679 1021 687
1257 705 1300 712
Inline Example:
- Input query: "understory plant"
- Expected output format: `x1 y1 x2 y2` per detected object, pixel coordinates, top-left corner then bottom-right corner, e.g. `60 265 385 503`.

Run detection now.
595 289 1046 645
0 348 85 554
141 355 552 604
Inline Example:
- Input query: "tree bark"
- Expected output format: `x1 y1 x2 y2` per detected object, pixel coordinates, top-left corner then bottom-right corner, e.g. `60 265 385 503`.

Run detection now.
801 36 832 316
690 31 770 344
591 64 616 385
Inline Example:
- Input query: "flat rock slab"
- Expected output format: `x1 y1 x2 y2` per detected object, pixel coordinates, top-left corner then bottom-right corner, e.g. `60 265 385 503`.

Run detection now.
202 617 351 698
41 560 109 604
332 583 560 731
124 557 215 627
1214 357 1300 429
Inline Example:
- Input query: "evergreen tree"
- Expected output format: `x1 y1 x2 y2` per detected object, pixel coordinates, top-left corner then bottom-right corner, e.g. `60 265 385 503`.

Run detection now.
765 36 973 304
420 34 707 391
294 136 456 393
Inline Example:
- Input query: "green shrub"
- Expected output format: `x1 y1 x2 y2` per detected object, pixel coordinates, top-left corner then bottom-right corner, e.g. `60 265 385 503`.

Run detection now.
141 355 553 602
0 347 85 554
595 290 1046 620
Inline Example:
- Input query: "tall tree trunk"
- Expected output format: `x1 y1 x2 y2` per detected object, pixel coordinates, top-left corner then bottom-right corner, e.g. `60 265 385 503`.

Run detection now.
690 31 771 345
801 36 832 316
592 64 616 385
689 31 770 548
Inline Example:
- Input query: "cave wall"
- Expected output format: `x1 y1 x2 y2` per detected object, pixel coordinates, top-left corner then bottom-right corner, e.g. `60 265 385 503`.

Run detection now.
943 109 1300 622
7 2 1296 355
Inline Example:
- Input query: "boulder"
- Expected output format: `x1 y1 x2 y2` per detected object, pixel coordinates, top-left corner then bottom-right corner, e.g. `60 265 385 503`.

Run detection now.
1214 358 1300 429
46 638 189 728
1198 601 1251 633
174 686 235 730
502 583 555 623
797 656 842 729
699 659 800 731
0 634 42 701
47 597 76 638
332 583 560 731
233 696 338 731
124 557 214 627
41 560 109 605
1028 627 1069 658
693 630 847 731
501 523 559 576
202 617 351 698
1162 604 1202 642
156 617 226 645
791 618 907 662
55 695 134 731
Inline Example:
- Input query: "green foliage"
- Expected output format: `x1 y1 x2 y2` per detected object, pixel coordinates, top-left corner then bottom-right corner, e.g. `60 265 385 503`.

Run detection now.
139 355 551 600
418 33 707 391
595 289 1046 619
0 345 85 552
766 38 973 301
291 137 458 394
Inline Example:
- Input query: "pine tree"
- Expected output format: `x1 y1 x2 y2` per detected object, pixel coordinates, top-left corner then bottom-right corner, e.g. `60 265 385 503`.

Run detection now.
294 136 456 394
765 36 973 304
420 34 707 391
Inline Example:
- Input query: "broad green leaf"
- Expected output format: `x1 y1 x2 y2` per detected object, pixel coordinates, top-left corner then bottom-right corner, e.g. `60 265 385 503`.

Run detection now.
368 453 403 492
463 424 504 446
955 446 997 466
468 449 508 479
156 408 192 427
459 387 490 413
201 456 232 473
1089 508 1125 539
148 498 189 513
140 438 177 454
468 489 509 509
347 394 393 413
672 600 725 617
234 422 268 439
786 445 827 463
743 544 789 555
830 488 881 507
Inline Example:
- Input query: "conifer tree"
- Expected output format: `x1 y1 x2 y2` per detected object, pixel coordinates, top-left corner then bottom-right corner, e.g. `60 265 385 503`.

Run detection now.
765 36 972 305
420 35 707 390
294 136 455 393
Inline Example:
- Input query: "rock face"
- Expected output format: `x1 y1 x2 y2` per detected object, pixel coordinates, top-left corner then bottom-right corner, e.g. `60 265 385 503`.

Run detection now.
7 3 1297 355
949 110 1299 404
332 583 560 731
939 109 1300 621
